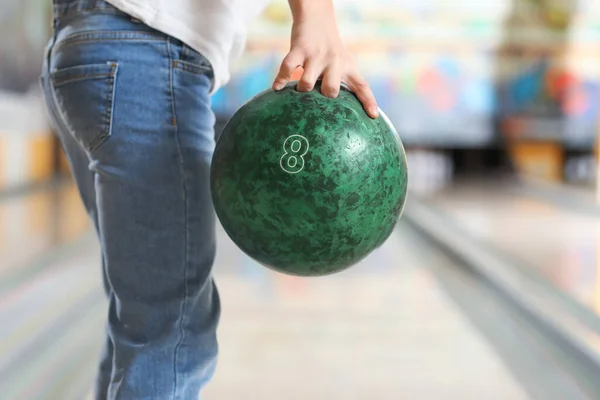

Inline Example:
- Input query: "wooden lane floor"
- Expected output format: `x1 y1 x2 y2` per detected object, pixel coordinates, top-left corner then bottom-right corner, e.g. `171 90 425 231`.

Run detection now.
423 181 600 316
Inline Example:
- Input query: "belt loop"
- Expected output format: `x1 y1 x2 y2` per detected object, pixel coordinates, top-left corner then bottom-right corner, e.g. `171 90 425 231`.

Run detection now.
47 1 58 67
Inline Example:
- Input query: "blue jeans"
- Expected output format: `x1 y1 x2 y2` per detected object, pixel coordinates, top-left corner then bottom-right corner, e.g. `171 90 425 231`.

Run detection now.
40 1 220 398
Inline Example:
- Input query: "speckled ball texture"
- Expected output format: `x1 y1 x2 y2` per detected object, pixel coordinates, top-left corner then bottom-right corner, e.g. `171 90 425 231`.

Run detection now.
211 81 408 276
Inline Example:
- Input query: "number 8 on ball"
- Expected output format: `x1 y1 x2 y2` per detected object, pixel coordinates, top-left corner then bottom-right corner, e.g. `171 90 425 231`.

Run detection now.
280 135 310 174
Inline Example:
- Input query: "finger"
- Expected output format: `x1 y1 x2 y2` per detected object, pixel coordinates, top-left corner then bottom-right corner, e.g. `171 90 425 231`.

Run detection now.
296 59 323 92
344 72 379 118
273 49 305 90
320 63 342 98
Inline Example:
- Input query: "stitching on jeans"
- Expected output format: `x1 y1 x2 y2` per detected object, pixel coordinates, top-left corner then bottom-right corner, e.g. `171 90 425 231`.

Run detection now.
54 37 165 53
52 72 112 87
89 63 118 152
61 30 165 43
172 59 212 76
54 32 165 52
167 38 191 400
169 44 178 127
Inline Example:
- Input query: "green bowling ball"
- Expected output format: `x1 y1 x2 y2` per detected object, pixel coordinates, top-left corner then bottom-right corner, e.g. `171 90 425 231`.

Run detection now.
211 81 408 276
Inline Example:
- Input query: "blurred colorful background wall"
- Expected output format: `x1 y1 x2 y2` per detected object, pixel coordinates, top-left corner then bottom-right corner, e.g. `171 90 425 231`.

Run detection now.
0 0 57 192
215 0 600 185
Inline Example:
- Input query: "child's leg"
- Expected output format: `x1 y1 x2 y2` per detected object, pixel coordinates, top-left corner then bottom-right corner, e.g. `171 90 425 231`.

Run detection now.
42 2 220 398
40 78 114 397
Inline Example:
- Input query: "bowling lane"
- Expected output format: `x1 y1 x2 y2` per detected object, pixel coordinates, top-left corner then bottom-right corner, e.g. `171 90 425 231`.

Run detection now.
204 223 530 400
0 181 91 293
421 181 600 315
0 197 531 399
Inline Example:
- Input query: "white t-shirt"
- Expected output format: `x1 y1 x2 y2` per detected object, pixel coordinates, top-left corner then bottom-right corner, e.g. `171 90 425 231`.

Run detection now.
106 0 271 94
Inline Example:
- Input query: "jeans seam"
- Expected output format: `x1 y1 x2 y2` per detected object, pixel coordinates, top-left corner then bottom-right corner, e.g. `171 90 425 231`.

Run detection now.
61 30 165 41
52 72 112 86
173 60 212 76
54 37 165 53
169 44 178 127
90 62 118 152
168 37 189 400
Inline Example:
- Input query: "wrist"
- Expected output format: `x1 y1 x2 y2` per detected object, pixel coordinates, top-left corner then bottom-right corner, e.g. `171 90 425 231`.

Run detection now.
288 0 335 21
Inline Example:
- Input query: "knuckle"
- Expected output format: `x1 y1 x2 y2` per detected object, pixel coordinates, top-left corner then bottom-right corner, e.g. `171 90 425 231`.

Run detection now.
307 46 325 59
282 57 293 67
295 45 311 58
330 51 345 62
282 57 297 69
354 79 369 89
298 76 313 85
323 84 338 95
281 63 295 73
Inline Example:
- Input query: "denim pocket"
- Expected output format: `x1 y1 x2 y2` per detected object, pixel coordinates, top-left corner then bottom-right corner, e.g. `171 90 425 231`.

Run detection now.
174 43 214 78
50 62 119 152
173 59 212 76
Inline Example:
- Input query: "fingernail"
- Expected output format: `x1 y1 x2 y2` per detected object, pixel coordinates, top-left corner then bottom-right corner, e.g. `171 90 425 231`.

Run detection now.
273 81 283 90
370 107 379 118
